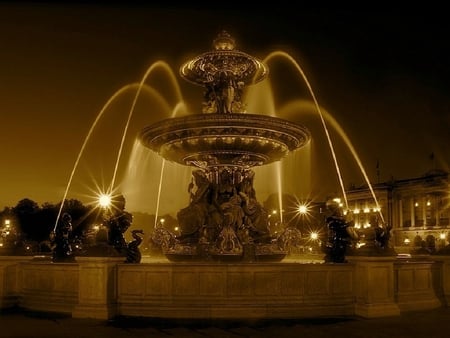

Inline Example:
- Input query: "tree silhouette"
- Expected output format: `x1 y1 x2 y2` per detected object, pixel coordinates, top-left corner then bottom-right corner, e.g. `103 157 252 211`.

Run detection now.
13 198 40 241
10 198 96 245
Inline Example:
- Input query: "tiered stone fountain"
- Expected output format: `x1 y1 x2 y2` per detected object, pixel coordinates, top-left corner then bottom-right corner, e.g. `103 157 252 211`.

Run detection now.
139 31 311 262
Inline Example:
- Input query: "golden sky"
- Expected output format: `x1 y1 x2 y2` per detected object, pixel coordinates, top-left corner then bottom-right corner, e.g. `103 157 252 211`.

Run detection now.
0 3 448 212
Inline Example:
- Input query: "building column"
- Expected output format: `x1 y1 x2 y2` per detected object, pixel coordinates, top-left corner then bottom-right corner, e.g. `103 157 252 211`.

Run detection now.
435 195 440 226
422 196 427 227
410 197 415 227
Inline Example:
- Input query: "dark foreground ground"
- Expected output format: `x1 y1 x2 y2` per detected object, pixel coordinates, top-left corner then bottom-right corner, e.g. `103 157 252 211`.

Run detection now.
1 306 450 338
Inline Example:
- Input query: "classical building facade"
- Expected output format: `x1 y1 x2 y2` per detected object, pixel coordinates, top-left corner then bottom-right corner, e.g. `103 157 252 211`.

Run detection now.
345 170 449 251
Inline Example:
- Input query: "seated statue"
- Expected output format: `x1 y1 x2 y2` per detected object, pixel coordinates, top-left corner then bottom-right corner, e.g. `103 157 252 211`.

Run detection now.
177 170 212 242
51 212 76 263
375 222 392 249
323 200 358 263
237 171 271 243
212 169 245 231
104 195 133 254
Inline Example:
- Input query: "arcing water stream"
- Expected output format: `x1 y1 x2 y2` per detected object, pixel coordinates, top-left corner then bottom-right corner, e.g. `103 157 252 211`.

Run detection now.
55 45 385 234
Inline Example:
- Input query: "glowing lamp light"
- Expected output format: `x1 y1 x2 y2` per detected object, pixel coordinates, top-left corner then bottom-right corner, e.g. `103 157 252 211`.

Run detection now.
298 205 308 214
272 210 277 215
98 194 112 208
404 238 410 244
440 233 446 240
5 219 10 226
310 232 318 240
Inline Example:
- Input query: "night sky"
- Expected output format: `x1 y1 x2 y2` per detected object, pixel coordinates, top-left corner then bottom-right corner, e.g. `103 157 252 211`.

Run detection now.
0 2 449 212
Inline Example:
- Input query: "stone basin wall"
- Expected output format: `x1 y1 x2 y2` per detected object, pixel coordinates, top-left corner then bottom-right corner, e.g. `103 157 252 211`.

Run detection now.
0 255 448 320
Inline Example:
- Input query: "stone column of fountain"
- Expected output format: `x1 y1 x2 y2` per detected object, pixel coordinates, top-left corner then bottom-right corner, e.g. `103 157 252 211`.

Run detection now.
140 31 311 262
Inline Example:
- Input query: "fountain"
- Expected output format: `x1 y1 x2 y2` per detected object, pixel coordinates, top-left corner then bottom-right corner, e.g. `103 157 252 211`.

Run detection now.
139 31 311 262
3 30 445 322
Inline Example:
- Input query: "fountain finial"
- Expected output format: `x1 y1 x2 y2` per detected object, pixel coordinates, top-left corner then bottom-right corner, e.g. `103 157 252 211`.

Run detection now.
213 30 236 51
180 31 269 114
180 32 268 89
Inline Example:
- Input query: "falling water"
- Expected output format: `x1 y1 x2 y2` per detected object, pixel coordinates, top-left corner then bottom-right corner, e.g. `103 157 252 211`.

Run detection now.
275 161 284 223
56 47 385 234
263 51 384 222
263 51 348 209
108 61 184 193
154 159 166 228
54 83 168 231
121 139 192 216
107 61 186 227
246 71 314 223
152 101 189 228
54 61 184 231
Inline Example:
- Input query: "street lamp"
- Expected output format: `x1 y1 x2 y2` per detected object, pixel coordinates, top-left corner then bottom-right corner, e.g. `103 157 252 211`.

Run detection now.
298 205 308 214
98 194 112 208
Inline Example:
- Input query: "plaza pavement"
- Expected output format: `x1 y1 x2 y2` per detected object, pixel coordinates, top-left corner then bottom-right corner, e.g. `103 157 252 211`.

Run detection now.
1 306 450 338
